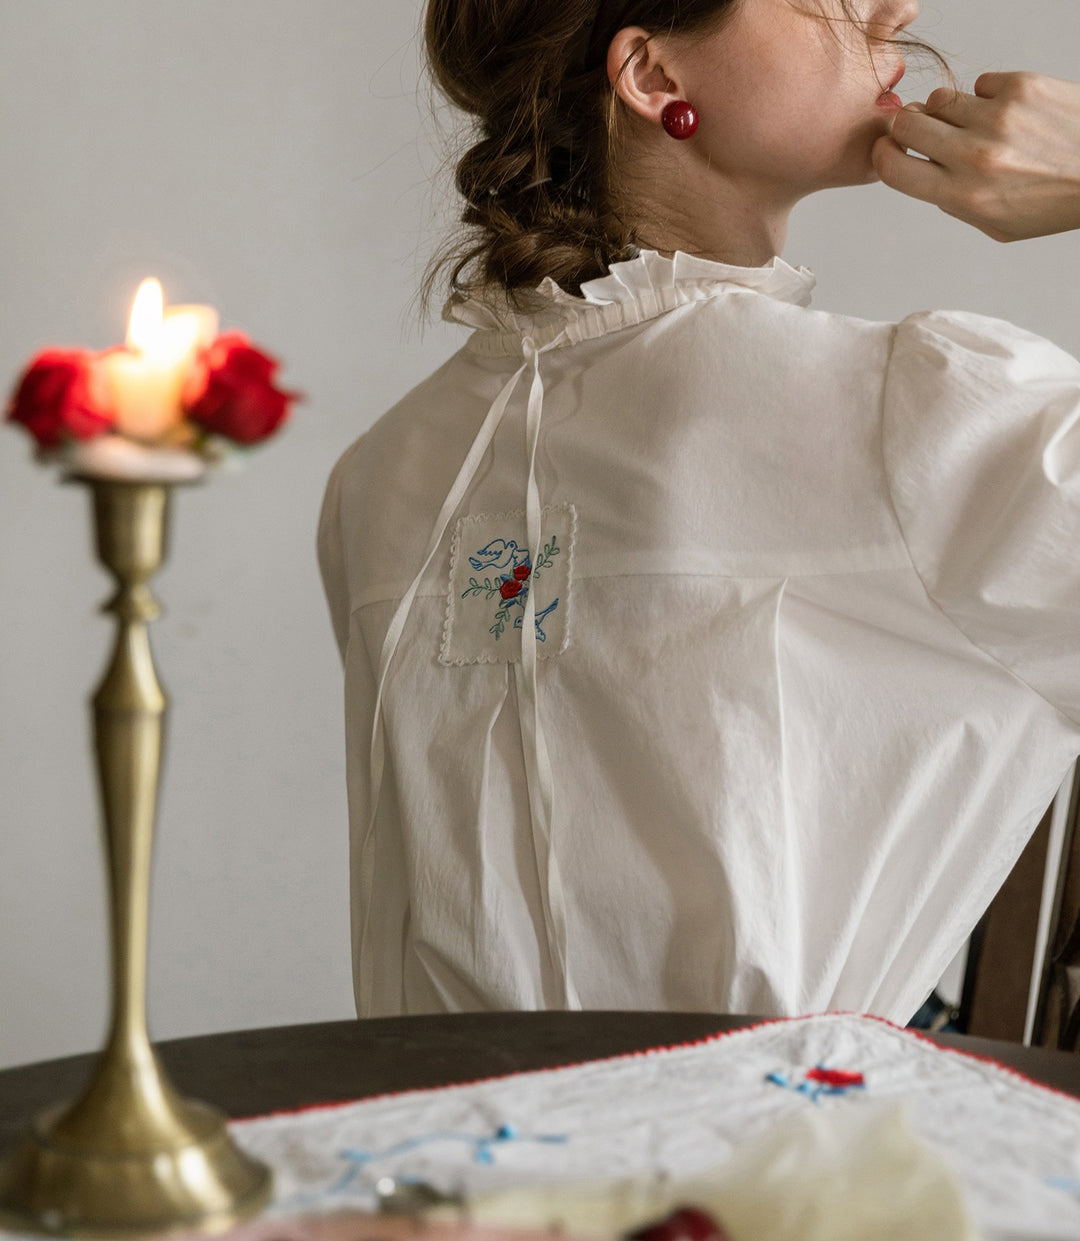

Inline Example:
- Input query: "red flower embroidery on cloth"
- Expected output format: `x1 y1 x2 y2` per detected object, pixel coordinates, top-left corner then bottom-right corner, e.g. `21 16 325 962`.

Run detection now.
805 1067 865 1088
500 579 523 600
514 563 531 581
766 1064 866 1101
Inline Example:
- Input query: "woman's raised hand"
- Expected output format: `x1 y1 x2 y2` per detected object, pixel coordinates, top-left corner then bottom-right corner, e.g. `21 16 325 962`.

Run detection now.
871 72 1080 241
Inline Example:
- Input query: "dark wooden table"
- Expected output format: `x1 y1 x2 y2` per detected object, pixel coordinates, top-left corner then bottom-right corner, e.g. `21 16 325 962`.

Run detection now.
2 1012 1078 1149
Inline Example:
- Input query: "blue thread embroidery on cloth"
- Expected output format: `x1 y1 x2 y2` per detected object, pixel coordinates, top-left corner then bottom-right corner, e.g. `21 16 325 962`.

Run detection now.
468 539 528 574
766 1065 867 1105
461 535 561 640
279 1123 569 1210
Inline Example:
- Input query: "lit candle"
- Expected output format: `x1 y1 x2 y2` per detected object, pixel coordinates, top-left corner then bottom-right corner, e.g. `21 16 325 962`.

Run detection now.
101 279 218 441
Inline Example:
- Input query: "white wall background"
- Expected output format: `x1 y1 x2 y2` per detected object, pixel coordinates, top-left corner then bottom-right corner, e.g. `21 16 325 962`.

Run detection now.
1 1 1078 1069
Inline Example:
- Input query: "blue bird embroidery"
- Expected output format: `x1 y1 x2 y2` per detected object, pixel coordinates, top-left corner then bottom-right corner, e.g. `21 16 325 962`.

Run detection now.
469 538 529 574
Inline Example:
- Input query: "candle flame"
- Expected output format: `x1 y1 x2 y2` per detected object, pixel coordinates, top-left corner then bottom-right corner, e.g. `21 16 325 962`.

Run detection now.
126 277 204 365
127 278 164 352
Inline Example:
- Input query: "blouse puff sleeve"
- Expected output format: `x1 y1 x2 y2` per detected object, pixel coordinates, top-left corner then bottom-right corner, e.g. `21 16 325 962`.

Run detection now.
317 435 366 662
882 309 1080 726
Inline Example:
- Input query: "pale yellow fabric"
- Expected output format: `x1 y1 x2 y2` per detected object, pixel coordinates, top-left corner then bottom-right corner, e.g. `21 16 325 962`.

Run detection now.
461 1103 977 1241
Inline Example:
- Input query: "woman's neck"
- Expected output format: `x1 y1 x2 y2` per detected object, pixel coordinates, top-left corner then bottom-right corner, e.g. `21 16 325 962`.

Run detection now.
612 146 795 268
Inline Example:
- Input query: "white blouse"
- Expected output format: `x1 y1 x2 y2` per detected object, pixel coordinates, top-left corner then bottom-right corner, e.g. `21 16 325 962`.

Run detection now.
318 249 1080 1025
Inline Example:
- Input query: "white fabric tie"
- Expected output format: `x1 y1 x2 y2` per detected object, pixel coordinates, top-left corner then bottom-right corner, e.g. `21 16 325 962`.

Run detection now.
358 333 577 1014
516 337 579 1009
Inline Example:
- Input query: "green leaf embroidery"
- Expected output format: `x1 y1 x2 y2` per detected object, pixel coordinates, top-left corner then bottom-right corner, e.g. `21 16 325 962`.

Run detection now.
490 603 512 639
462 576 499 600
532 536 560 583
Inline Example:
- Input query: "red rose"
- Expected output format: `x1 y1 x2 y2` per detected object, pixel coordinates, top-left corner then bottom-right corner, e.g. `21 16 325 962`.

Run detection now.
628 1207 731 1241
513 563 531 581
5 348 113 449
182 330 299 445
499 579 522 600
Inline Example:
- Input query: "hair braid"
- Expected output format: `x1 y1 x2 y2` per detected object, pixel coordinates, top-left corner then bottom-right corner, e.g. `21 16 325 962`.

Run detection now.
428 4 630 304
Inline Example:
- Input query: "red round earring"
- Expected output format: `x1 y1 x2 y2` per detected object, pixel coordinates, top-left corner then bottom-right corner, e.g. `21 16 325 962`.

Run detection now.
661 100 699 140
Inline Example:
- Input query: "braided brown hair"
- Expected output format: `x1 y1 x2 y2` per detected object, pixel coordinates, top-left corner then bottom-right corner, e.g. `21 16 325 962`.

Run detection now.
422 0 954 309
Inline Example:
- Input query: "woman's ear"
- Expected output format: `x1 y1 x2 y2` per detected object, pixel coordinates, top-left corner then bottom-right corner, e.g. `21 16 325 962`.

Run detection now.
607 27 680 126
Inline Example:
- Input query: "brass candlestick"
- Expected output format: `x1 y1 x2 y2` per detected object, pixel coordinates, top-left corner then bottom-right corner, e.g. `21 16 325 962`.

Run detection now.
0 477 272 1236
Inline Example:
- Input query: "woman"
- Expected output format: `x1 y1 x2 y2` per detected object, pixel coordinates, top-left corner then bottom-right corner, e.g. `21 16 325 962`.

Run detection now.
318 0 1080 1024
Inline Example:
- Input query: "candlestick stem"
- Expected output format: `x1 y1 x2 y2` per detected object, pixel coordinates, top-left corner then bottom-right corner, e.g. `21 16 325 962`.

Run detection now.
0 478 271 1236
94 480 164 1059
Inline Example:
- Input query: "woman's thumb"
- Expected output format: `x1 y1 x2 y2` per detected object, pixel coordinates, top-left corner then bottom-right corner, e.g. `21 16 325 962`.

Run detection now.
887 100 927 152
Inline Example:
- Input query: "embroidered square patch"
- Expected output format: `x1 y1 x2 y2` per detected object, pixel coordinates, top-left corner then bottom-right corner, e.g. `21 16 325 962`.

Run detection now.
440 504 575 666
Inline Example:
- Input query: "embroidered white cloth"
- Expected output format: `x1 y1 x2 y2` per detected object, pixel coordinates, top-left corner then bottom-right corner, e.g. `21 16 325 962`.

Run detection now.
318 248 1080 1022
210 1016 1080 1240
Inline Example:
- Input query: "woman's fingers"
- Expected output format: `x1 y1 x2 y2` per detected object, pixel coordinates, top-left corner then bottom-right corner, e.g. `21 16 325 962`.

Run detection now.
922 87 984 123
972 71 1018 98
871 129 951 205
888 106 966 166
888 91 998 164
875 72 1080 241
888 100 925 153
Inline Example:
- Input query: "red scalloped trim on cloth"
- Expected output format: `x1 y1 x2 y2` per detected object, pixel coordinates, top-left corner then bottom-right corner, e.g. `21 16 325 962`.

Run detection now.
865 1012 1080 1108
230 1011 1078 1125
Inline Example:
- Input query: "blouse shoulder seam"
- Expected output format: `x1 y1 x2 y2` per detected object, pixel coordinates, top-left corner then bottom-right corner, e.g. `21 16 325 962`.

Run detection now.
878 323 1079 730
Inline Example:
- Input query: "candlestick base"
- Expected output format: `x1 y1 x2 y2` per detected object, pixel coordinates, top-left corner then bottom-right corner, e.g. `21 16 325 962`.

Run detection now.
0 1048 271 1236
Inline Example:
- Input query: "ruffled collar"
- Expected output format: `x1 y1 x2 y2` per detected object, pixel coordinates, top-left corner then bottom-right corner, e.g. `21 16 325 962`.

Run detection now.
442 248 816 354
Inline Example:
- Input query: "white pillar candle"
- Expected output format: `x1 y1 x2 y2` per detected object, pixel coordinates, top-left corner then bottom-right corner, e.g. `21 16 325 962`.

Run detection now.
101 279 218 442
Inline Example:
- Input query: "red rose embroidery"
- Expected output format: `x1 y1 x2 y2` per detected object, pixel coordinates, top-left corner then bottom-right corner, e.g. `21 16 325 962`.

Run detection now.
499 579 522 600
513 563 531 581
806 1067 865 1088
5 348 113 449
182 330 299 445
